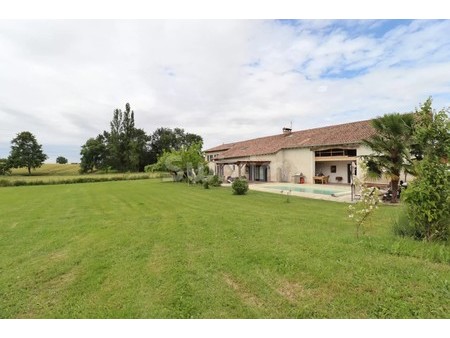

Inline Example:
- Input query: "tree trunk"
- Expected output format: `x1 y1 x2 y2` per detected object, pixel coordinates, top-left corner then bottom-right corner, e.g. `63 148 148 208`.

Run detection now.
28 166 31 175
391 179 399 203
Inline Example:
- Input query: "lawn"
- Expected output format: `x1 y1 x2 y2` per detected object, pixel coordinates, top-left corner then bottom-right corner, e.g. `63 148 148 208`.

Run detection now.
0 179 448 318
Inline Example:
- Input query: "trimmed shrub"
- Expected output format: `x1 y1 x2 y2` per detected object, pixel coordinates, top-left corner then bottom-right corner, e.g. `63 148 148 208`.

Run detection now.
231 178 249 195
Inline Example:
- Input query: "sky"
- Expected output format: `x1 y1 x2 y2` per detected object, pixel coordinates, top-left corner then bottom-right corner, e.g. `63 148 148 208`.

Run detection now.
1 18 450 162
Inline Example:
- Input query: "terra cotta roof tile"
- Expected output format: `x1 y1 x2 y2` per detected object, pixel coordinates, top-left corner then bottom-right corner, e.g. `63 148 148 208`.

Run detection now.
204 119 375 159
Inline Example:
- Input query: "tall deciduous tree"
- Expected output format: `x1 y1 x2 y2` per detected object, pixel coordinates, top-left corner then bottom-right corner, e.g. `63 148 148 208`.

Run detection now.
107 103 150 172
362 113 414 203
108 103 135 171
8 131 48 175
80 134 108 173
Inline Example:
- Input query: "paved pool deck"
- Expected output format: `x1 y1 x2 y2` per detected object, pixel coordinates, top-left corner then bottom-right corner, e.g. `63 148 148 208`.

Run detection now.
248 182 354 203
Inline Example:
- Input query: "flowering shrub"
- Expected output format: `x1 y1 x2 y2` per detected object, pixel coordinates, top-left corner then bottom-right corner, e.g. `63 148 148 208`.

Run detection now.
348 180 380 238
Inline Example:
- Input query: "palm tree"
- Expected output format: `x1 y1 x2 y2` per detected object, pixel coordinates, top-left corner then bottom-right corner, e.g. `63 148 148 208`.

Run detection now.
362 113 414 203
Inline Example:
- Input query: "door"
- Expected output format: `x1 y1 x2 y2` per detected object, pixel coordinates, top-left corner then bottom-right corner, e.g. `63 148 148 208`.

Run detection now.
254 165 260 181
259 166 265 181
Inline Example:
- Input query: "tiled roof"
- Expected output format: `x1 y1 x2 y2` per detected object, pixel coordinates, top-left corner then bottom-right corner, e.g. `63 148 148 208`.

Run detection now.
205 119 375 159
204 142 235 153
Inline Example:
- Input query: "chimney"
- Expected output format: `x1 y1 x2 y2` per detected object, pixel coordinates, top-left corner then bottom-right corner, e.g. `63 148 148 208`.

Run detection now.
282 127 292 135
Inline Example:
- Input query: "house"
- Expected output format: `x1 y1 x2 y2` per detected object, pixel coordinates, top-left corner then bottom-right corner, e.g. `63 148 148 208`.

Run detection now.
204 119 377 184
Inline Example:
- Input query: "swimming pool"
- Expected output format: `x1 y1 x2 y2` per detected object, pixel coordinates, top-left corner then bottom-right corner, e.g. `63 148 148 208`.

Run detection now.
265 185 350 196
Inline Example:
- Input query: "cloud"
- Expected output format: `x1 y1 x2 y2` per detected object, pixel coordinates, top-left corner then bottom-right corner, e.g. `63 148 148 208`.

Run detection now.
0 20 449 162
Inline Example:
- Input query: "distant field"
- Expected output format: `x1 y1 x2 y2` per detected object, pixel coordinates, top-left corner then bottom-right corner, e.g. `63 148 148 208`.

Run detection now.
0 180 448 318
10 163 82 176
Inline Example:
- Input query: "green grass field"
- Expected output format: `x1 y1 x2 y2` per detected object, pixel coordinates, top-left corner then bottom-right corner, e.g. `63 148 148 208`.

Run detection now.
0 179 448 318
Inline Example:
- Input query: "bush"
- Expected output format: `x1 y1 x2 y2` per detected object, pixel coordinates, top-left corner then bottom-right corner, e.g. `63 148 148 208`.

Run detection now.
403 159 449 242
0 159 11 176
231 178 249 195
393 209 423 239
402 101 450 242
203 180 209 189
209 175 222 187
203 166 211 176
144 164 156 172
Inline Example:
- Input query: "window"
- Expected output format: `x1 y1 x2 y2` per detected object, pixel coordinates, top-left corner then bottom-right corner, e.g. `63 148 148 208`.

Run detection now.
206 154 219 162
331 165 336 173
315 148 357 157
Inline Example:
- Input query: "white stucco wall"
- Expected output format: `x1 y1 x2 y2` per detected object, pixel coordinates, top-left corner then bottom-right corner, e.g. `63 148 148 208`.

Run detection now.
269 148 315 183
213 149 314 183
356 144 391 184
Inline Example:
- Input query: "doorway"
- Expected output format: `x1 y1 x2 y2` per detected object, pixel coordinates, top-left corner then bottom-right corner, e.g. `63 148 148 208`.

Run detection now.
251 165 267 182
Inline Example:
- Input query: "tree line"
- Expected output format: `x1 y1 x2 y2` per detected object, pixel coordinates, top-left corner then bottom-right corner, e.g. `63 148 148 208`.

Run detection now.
0 102 203 175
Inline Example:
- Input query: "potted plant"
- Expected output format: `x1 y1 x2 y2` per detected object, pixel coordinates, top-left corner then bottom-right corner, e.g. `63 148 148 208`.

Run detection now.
299 172 305 184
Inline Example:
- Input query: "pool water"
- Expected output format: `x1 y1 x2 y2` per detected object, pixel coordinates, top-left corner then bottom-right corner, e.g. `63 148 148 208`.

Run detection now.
267 185 349 196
